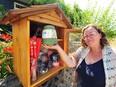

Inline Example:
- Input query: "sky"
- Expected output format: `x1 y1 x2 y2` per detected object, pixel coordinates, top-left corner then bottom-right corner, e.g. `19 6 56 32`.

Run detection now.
64 0 116 10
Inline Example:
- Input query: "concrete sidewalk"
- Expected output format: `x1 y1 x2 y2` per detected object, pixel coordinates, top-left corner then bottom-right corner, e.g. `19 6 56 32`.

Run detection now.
0 79 4 85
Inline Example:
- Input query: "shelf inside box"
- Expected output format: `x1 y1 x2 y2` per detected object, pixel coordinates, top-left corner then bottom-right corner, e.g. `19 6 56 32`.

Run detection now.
30 66 63 87
57 39 62 41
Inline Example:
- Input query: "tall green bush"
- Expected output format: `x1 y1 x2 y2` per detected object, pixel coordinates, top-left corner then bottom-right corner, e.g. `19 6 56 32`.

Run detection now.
75 0 116 39
0 4 8 19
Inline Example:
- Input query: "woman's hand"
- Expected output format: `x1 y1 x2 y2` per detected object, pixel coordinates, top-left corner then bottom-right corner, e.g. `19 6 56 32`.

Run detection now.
42 44 59 50
42 44 76 67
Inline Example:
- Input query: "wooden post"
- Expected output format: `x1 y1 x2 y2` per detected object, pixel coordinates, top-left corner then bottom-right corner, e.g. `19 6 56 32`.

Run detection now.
12 18 30 87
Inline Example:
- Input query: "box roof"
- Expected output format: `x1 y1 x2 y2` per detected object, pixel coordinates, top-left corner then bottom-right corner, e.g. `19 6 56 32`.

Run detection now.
0 3 73 28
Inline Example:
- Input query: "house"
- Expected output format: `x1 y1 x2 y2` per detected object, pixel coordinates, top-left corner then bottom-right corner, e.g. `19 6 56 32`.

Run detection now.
0 0 29 10
0 0 29 33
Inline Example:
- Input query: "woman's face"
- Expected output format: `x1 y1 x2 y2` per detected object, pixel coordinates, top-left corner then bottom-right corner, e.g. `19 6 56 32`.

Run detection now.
83 27 101 47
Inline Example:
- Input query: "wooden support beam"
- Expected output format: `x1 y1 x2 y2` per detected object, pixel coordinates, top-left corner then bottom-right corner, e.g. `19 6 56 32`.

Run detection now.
28 16 67 28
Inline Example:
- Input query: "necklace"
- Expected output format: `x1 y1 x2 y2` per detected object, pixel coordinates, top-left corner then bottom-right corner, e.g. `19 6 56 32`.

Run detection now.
86 50 102 64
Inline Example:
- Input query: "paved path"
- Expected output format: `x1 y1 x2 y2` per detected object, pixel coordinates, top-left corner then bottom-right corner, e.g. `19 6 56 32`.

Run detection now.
0 79 4 85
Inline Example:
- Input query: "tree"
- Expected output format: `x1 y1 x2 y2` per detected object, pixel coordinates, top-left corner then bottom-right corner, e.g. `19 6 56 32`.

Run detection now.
29 0 59 5
0 4 8 19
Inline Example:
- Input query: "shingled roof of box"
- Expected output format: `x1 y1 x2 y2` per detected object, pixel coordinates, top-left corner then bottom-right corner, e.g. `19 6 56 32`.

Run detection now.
0 3 73 29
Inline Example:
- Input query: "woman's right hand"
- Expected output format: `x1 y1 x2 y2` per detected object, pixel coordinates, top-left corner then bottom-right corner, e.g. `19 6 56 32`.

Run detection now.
42 44 60 51
42 44 77 68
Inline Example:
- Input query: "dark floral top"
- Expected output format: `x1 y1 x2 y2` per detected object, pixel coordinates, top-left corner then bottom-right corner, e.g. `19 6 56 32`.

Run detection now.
74 45 116 87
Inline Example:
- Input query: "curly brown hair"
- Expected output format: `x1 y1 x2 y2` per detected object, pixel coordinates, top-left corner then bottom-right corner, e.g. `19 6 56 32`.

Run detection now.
81 24 109 48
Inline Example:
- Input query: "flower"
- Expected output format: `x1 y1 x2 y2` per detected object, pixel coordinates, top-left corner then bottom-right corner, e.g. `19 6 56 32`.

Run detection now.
3 46 13 55
1 33 12 42
0 33 13 78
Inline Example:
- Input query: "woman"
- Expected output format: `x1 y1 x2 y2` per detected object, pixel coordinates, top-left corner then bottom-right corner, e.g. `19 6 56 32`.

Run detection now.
43 24 116 87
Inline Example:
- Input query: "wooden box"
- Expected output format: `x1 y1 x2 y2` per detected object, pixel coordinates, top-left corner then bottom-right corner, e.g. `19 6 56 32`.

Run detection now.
0 3 81 87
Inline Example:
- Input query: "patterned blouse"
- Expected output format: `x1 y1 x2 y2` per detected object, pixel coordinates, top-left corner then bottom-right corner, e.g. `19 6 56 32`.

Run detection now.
74 45 116 87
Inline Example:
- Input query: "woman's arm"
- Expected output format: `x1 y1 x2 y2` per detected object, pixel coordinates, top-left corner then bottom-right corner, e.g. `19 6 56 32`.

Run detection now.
42 44 78 68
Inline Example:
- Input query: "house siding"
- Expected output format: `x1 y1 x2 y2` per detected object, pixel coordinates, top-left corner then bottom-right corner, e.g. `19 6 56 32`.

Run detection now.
0 0 29 10
0 0 14 10
17 0 29 4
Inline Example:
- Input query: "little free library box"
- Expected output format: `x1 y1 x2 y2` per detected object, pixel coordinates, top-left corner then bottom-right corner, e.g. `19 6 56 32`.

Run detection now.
0 3 81 87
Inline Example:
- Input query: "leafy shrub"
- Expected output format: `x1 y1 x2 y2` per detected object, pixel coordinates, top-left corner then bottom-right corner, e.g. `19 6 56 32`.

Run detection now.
0 33 13 79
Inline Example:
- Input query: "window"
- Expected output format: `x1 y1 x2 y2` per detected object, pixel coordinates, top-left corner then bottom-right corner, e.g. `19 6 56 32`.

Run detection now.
14 2 26 9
